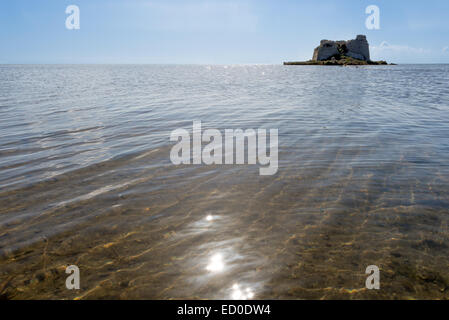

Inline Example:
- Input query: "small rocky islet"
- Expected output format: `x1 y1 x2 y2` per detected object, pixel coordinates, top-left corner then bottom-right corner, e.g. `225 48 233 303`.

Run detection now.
284 35 395 66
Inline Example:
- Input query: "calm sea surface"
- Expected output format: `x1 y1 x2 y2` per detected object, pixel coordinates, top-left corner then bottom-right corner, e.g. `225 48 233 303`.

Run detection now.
1 64 449 299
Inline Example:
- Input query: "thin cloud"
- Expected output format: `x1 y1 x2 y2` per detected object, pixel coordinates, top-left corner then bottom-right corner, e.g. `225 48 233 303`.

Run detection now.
372 41 430 55
370 41 433 63
139 1 259 32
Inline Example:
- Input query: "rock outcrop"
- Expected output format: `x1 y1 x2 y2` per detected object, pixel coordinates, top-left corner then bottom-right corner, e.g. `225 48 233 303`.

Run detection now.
283 35 392 66
313 35 370 61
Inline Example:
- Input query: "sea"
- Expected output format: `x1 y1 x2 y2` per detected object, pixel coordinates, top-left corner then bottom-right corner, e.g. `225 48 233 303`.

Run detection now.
1 64 449 299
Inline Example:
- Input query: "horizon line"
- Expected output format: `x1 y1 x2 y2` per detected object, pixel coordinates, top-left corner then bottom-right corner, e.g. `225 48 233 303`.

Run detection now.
2 62 449 65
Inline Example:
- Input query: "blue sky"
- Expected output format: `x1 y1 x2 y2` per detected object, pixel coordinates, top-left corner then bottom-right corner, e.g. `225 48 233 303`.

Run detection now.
1 0 448 64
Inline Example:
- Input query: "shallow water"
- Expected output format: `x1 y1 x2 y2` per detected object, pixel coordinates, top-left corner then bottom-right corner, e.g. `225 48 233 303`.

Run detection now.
1 64 449 299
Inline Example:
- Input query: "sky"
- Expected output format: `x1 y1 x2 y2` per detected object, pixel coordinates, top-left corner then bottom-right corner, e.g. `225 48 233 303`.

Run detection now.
1 0 449 64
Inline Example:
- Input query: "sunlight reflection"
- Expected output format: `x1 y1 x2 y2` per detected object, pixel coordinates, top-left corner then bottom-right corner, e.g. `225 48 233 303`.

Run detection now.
206 253 224 272
231 283 254 300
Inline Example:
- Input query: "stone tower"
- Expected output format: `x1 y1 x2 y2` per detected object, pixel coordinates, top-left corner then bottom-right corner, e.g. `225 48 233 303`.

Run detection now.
312 35 370 61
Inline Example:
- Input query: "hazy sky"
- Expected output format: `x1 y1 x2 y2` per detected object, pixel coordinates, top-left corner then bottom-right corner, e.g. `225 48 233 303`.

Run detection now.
1 0 449 64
